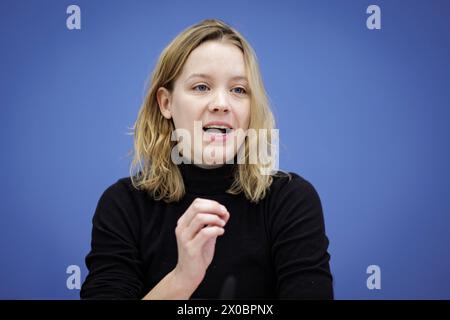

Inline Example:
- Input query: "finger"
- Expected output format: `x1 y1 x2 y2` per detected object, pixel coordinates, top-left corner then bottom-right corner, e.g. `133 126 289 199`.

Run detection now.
184 213 225 241
189 225 225 249
178 198 229 228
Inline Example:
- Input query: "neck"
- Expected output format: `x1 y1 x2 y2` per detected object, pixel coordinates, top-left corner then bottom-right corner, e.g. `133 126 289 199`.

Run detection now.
178 161 236 195
180 154 227 169
194 163 224 169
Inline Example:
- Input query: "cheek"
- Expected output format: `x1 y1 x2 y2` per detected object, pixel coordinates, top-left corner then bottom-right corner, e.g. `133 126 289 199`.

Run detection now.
171 97 202 129
237 103 251 129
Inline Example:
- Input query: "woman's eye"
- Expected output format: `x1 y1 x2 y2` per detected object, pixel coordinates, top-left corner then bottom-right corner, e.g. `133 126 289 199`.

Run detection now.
232 87 247 95
193 84 209 92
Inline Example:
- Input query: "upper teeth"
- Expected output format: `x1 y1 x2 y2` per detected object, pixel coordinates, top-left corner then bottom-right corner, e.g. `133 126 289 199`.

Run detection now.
204 125 230 129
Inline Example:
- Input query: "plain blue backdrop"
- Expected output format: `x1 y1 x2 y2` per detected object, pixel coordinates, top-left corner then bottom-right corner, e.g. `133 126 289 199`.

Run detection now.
1 0 450 299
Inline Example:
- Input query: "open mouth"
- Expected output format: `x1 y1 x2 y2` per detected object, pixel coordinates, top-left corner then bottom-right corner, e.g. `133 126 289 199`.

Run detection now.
202 126 233 134
202 125 233 142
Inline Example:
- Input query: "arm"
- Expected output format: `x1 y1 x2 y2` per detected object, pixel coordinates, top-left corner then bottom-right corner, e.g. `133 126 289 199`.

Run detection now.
269 174 334 299
81 186 228 300
80 183 144 299
142 268 197 300
144 198 230 300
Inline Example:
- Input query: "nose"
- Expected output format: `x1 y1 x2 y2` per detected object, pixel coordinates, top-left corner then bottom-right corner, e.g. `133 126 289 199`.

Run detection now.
208 90 230 113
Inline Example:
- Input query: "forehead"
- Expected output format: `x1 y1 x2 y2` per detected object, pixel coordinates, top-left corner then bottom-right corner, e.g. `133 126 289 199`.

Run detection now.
180 41 247 79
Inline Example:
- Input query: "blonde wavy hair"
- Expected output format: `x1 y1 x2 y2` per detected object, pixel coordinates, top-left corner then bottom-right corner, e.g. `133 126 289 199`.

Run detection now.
130 18 282 203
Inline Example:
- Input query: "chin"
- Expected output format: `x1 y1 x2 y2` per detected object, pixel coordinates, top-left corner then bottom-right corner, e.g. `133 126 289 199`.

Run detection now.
201 146 238 165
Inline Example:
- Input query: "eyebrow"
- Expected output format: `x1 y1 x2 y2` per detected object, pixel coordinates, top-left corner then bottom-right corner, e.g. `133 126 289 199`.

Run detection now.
186 73 248 82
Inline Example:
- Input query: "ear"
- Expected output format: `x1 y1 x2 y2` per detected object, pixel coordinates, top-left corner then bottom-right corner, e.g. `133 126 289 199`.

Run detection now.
156 87 172 119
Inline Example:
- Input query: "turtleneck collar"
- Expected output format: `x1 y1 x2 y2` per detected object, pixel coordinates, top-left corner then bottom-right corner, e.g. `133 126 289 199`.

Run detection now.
178 162 236 195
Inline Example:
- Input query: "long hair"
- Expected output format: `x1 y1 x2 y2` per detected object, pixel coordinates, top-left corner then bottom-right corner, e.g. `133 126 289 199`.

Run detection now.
130 19 281 203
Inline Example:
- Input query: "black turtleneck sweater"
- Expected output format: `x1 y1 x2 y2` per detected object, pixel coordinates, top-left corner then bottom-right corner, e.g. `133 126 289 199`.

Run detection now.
80 164 333 299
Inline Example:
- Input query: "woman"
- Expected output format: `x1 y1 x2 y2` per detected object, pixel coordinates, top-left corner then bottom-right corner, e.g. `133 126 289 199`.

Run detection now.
80 19 333 299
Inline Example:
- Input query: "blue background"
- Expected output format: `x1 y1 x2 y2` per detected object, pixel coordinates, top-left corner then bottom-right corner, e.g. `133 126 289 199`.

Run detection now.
1 0 449 299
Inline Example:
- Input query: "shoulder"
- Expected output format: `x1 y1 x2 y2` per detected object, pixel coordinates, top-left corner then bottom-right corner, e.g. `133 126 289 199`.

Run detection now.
269 170 321 204
98 176 147 204
265 170 324 223
92 176 149 225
